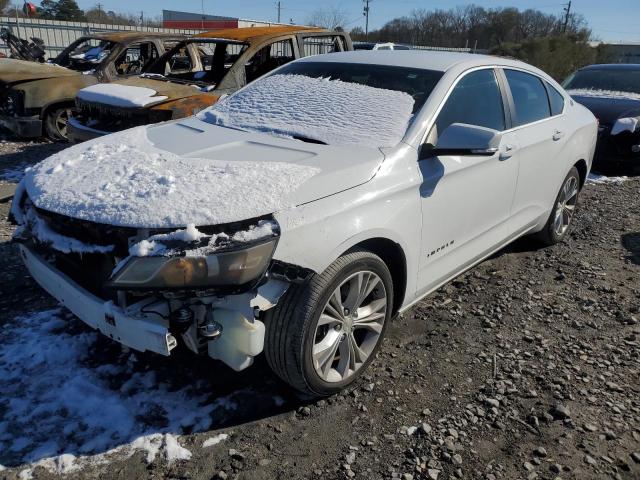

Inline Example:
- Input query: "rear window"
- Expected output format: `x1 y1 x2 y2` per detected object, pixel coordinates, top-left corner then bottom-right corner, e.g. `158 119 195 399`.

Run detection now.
546 83 565 116
270 61 443 113
505 70 551 126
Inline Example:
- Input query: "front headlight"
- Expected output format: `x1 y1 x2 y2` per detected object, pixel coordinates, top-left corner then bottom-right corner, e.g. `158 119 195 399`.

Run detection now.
1 89 24 117
109 239 277 290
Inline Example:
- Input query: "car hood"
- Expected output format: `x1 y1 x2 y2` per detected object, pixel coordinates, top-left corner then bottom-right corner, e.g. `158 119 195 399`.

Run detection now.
570 94 640 126
0 58 79 85
81 76 206 108
23 116 384 228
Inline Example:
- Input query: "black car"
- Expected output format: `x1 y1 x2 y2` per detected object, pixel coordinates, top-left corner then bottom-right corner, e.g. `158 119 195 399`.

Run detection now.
563 64 640 173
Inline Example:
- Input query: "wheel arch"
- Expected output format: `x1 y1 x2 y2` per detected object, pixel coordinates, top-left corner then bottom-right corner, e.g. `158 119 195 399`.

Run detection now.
345 237 407 316
41 99 75 120
574 159 588 189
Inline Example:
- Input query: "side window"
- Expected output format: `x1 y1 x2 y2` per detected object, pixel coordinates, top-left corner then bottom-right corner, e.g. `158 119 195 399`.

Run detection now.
431 69 505 140
115 42 159 75
505 70 551 126
245 40 295 83
301 35 344 57
546 82 565 116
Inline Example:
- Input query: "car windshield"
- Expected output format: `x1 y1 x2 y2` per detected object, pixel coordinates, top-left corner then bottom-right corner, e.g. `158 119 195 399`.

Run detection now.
55 38 116 71
271 61 443 113
145 39 248 86
198 62 443 147
563 68 640 95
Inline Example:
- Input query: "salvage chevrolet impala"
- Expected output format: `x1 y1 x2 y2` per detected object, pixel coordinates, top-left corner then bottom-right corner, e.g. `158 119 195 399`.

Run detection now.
11 51 597 396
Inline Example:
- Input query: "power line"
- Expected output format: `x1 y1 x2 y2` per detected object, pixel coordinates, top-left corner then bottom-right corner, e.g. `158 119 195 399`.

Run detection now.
562 1 572 33
363 0 371 39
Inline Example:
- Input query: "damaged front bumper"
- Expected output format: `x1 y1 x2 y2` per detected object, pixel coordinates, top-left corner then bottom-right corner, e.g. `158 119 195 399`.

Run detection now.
20 244 177 355
12 191 304 371
0 114 41 138
67 116 108 143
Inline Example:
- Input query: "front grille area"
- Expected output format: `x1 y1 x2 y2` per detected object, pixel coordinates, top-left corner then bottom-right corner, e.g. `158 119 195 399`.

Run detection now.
75 97 151 132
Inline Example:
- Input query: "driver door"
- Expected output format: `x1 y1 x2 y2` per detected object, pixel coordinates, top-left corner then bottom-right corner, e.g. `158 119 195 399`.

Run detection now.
416 68 519 295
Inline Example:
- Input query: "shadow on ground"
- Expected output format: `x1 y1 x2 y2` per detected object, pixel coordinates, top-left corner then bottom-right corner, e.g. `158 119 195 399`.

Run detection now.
621 232 640 265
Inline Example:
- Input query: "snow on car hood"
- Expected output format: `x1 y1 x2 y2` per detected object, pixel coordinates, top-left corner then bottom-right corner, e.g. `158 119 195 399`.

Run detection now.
198 74 415 147
77 83 168 108
23 119 384 228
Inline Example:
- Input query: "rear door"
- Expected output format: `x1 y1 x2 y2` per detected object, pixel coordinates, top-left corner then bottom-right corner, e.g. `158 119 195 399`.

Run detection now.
500 69 569 230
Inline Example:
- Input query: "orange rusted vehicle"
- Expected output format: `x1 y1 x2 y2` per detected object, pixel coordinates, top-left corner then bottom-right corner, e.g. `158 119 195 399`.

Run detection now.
0 32 184 140
68 26 352 142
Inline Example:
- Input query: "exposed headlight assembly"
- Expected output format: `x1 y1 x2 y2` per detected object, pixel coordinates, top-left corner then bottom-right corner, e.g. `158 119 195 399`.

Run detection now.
1 89 24 117
108 238 277 290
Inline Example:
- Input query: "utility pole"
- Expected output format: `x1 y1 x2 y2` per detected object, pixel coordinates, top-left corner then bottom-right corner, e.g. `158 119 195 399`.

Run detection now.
201 0 205 30
96 3 103 22
140 11 144 26
562 1 572 33
363 0 371 39
277 1 281 23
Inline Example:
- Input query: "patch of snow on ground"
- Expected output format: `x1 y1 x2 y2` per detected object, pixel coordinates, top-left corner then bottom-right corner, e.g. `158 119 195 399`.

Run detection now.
586 173 628 184
24 127 320 228
202 433 229 448
567 88 640 101
77 84 168 108
199 74 415 147
0 309 251 473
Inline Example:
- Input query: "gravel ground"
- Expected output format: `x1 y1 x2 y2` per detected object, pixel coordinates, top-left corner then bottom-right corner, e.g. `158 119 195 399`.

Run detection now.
0 135 638 480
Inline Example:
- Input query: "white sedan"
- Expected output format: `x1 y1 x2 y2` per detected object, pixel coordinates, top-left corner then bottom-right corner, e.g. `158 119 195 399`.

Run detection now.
12 50 597 396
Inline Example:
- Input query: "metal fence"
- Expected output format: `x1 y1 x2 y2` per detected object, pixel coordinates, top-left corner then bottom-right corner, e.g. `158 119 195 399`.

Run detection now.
0 16 202 59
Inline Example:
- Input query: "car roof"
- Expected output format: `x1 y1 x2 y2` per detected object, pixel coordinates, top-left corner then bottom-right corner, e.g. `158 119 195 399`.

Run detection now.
296 50 542 74
194 25 324 42
579 63 640 71
86 32 184 43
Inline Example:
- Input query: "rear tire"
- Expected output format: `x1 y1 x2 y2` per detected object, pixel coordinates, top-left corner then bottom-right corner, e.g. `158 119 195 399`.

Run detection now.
264 250 393 397
44 105 73 141
534 166 581 246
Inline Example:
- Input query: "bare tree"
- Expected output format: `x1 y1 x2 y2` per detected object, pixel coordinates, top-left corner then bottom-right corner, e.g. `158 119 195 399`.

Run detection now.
306 6 349 30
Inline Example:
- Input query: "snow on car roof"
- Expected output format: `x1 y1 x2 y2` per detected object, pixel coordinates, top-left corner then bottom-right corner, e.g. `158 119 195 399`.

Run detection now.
301 50 542 75
199 74 415 147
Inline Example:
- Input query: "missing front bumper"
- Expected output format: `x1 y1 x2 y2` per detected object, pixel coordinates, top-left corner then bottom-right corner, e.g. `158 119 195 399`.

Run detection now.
19 244 176 355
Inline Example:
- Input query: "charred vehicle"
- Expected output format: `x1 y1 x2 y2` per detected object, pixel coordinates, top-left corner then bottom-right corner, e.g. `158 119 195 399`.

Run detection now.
0 32 183 140
564 64 640 173
11 51 596 397
67 26 352 142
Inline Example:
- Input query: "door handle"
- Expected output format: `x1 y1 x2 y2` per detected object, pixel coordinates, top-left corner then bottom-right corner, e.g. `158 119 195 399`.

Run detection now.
499 144 516 161
553 130 565 141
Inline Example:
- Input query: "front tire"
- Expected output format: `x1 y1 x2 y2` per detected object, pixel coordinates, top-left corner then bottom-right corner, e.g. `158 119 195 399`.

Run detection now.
264 250 393 397
535 166 581 246
44 105 73 141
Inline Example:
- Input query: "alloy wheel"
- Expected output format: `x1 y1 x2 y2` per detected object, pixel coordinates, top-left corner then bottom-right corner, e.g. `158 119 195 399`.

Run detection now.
553 175 579 237
312 271 387 383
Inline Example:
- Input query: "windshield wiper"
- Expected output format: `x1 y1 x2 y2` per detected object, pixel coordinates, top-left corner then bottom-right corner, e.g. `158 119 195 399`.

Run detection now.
292 135 327 145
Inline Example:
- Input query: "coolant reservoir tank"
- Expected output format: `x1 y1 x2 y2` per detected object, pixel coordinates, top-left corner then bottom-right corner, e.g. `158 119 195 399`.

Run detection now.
207 308 265 371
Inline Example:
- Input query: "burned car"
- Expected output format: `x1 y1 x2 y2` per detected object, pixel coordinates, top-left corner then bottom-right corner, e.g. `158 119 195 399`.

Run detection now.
0 32 183 140
67 26 352 142
564 63 640 173
12 51 595 397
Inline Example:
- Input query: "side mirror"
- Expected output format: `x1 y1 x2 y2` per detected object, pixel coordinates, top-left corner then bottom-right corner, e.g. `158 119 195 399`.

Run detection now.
420 123 502 160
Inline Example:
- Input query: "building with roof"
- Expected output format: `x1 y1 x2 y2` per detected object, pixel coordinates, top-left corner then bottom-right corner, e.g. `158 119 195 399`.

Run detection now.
162 10 294 30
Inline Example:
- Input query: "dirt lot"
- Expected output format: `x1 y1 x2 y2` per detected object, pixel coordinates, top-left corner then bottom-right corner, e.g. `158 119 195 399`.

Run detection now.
0 136 638 480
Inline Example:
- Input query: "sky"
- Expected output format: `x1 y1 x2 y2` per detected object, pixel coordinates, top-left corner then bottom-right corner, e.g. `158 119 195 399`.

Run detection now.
63 0 639 43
